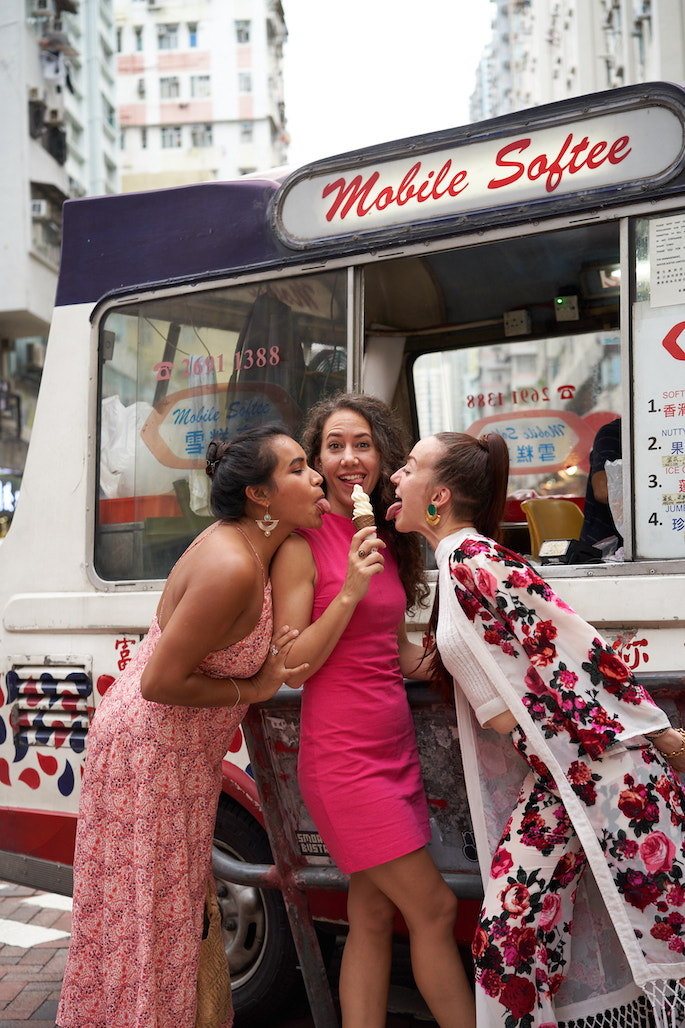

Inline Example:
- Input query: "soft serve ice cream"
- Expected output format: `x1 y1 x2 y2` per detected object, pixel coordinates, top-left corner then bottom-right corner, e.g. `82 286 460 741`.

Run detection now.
351 484 375 530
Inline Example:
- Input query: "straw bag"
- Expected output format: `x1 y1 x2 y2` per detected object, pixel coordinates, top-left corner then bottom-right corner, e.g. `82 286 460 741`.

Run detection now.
195 879 232 1028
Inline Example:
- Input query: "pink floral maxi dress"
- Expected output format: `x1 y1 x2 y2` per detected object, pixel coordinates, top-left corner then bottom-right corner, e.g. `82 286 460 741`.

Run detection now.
57 556 271 1028
435 528 685 1028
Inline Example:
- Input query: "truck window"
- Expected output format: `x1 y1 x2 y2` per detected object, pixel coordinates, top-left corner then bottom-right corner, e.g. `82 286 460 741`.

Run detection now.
95 271 347 582
413 328 621 515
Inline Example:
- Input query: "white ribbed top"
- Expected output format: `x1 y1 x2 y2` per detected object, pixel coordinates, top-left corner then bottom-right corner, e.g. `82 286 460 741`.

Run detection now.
434 529 509 726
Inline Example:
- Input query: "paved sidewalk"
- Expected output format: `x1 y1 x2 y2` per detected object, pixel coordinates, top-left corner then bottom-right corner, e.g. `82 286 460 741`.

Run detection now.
0 882 71 1027
0 880 435 1027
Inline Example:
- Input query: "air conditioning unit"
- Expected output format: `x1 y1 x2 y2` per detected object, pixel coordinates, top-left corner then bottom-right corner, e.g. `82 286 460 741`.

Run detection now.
31 200 50 220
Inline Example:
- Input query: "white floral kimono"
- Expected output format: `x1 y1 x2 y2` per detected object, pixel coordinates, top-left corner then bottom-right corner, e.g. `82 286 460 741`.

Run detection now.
434 529 685 1028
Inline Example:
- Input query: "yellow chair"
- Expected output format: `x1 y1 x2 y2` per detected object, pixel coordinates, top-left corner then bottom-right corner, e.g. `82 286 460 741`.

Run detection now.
520 498 585 560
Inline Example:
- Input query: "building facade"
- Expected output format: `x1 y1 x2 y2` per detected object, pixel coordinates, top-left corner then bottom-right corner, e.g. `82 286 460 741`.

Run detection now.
0 0 117 524
470 0 685 122
115 0 288 192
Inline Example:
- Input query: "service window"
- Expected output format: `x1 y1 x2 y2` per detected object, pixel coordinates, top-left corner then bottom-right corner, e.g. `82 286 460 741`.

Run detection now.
95 271 347 582
363 222 626 563
413 330 622 557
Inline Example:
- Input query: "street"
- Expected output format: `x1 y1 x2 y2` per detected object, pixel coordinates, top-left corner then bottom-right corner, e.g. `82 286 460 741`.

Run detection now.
0 881 435 1027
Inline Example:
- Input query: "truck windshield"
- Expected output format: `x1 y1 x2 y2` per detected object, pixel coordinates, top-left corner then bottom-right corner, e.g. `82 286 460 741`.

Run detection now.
95 270 347 582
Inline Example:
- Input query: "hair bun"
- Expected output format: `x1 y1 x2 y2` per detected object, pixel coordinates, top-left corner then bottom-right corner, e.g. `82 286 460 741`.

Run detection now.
205 439 231 477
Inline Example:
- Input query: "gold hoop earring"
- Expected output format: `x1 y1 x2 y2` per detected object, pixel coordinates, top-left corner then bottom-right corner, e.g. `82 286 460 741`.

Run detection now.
425 503 440 527
256 507 279 537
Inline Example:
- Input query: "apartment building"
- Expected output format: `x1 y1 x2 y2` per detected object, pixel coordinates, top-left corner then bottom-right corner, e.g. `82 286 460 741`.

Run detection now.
115 0 288 191
470 0 685 121
0 0 117 519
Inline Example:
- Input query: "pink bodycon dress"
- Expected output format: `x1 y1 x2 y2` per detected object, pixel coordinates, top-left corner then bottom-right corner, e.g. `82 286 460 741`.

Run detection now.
296 512 430 873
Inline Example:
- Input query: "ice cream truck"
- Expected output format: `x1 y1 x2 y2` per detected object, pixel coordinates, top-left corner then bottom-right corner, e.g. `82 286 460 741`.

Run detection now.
3 80 685 1023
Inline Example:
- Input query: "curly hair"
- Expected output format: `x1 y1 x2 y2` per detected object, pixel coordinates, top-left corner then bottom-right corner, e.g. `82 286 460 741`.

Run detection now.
302 392 429 612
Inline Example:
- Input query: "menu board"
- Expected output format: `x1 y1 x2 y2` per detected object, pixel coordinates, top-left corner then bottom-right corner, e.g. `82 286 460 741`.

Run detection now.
633 218 685 558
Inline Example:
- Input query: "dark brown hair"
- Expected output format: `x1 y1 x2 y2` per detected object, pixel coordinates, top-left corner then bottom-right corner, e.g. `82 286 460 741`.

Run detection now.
427 432 510 698
205 424 289 521
302 392 429 612
433 431 510 540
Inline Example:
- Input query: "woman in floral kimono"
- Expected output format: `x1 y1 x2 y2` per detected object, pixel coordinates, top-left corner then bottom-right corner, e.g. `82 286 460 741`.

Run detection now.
389 432 685 1028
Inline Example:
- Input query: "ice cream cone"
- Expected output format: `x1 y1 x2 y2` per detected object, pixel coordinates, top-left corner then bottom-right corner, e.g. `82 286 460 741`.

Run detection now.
352 514 376 531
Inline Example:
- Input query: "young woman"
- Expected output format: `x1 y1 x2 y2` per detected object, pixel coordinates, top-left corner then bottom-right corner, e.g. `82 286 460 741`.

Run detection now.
57 425 326 1028
271 394 475 1028
390 431 685 1028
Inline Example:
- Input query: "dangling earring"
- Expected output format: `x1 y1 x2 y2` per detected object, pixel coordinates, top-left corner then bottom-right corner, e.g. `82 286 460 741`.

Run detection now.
256 507 279 537
425 503 440 527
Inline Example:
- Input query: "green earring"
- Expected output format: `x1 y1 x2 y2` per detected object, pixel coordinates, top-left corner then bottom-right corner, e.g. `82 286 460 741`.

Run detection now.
425 503 440 527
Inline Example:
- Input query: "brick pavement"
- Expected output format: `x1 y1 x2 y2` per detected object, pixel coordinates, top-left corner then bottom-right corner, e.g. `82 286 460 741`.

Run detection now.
0 880 433 1027
0 881 71 1027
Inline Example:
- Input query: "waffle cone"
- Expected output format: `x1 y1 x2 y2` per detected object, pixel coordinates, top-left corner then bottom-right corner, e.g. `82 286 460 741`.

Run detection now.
352 514 376 531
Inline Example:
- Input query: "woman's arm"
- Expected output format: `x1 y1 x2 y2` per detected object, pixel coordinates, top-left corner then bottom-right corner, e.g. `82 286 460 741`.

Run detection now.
271 527 384 688
397 621 432 680
141 555 307 706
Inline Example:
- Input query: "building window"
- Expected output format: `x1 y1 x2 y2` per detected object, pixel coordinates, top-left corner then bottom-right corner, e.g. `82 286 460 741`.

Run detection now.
240 120 253 142
137 77 146 98
119 129 125 150
238 72 252 93
188 22 198 47
157 24 179 50
134 26 143 51
103 98 115 129
161 126 182 148
116 26 122 52
191 123 213 147
235 20 250 43
190 74 211 98
141 127 147 149
160 76 181 99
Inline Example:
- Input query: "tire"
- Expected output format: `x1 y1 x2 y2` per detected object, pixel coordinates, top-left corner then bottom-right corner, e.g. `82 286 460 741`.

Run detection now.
213 796 303 1026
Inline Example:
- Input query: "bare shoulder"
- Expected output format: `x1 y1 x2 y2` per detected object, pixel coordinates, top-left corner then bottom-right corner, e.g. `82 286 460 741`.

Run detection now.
271 533 316 583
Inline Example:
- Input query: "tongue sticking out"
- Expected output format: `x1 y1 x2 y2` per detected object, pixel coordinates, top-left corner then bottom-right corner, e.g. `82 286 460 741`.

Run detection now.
386 501 402 522
315 497 331 515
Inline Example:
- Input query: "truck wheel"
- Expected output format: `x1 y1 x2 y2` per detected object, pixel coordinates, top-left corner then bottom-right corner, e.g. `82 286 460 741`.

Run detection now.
213 797 302 1025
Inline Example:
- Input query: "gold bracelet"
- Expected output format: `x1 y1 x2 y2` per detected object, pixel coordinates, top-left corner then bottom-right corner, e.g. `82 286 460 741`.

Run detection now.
661 728 685 760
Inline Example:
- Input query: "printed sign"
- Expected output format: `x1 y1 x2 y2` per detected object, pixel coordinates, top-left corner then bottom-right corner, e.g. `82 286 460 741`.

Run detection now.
633 299 685 558
466 409 597 475
274 94 685 247
141 382 302 469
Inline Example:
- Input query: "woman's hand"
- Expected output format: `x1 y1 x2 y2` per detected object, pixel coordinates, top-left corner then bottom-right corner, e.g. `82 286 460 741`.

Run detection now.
247 625 310 703
651 727 685 774
342 527 385 602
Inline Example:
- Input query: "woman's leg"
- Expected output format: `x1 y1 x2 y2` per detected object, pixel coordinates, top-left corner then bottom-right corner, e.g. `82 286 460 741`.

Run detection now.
363 847 475 1028
474 769 586 1026
338 870 396 1028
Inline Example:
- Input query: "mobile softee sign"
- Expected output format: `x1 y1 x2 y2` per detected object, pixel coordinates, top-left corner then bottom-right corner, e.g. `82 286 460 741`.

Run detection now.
272 84 685 249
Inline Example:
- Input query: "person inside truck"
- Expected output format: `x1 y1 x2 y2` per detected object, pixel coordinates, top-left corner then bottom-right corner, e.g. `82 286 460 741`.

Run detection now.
390 431 685 1028
579 416 623 549
57 424 327 1028
271 394 476 1028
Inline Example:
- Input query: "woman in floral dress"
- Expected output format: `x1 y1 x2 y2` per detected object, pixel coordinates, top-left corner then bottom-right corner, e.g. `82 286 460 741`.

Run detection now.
57 425 327 1028
390 431 685 1028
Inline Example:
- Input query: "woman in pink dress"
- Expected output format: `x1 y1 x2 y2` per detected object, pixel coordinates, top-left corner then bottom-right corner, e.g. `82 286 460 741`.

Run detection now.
57 425 327 1028
271 394 475 1028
